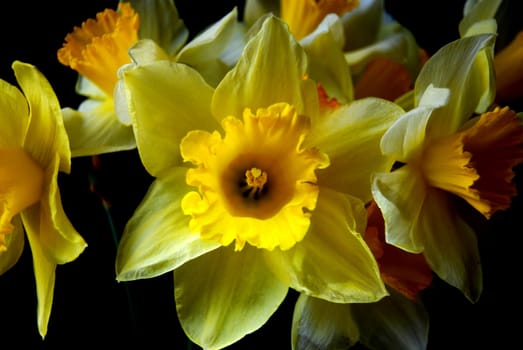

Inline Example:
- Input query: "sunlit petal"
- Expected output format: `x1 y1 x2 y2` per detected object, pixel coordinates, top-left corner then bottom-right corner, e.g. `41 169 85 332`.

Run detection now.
174 246 288 349
116 167 220 281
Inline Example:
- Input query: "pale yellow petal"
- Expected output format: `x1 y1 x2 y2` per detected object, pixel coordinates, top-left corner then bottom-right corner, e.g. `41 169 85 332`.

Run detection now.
418 188 483 302
265 187 388 303
371 167 427 253
174 245 288 349
12 61 71 173
21 206 56 339
116 167 220 281
0 78 29 147
307 98 404 201
122 60 217 176
39 156 87 264
62 102 136 158
212 16 315 121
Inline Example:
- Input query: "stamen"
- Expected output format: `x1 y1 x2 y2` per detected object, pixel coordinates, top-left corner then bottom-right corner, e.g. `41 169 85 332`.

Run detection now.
242 167 268 200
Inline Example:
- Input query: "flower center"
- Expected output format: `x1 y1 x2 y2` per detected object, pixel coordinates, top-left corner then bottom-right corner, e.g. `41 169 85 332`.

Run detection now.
57 2 139 96
422 107 523 218
280 0 359 39
243 167 268 200
0 148 44 251
180 103 330 251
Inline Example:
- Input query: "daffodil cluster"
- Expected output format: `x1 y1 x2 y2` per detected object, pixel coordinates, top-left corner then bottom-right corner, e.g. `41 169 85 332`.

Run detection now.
1 0 522 349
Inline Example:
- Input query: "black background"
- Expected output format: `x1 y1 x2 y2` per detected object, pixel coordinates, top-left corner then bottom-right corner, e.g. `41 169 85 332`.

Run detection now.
0 1 521 349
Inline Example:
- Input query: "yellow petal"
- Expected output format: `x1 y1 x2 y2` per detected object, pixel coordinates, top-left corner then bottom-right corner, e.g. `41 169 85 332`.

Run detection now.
265 187 388 303
131 0 188 56
38 156 87 264
174 245 288 349
122 60 217 176
12 61 71 173
62 102 136 158
414 34 496 137
417 188 483 302
372 167 427 253
116 167 220 281
212 16 317 122
177 8 247 87
307 98 404 202
0 78 29 148
21 206 56 339
494 31 523 102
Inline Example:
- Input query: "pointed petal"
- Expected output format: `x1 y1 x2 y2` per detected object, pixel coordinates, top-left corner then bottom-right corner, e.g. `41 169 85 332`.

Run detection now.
266 187 387 303
307 98 404 201
243 0 280 27
12 61 71 173
177 8 247 87
39 156 87 264
21 206 56 338
116 167 220 281
122 60 217 176
292 294 360 350
212 16 316 121
300 14 353 103
0 216 24 275
352 289 429 350
372 167 427 253
418 188 483 302
62 102 136 157
130 0 189 56
0 78 29 147
415 34 496 136
174 246 288 349
379 103 435 162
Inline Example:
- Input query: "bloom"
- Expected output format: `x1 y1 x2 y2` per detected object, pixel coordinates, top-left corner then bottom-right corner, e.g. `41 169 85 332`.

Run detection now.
372 33 523 301
115 16 406 349
57 0 189 156
0 61 87 337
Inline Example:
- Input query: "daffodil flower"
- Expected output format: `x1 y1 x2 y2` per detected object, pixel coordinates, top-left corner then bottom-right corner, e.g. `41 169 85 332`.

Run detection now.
115 16 406 349
0 61 87 337
372 33 523 301
57 0 188 156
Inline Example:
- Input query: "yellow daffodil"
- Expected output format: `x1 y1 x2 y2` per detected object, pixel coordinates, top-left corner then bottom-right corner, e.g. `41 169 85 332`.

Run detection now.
0 61 87 337
57 0 188 156
372 33 523 302
115 16 407 349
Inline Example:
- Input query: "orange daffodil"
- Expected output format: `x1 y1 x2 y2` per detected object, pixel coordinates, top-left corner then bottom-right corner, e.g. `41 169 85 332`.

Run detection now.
57 0 188 157
115 16 407 349
0 61 87 337
372 32 523 301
